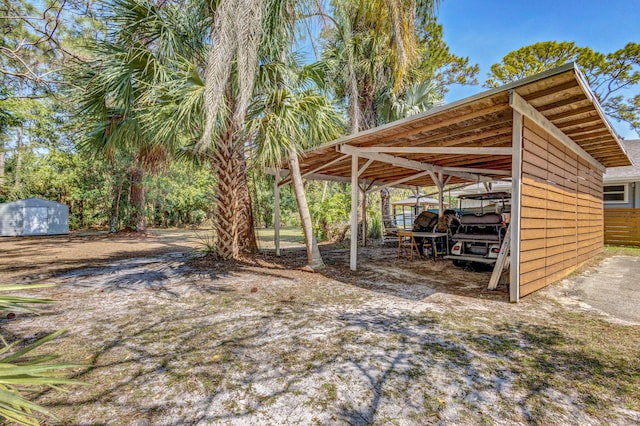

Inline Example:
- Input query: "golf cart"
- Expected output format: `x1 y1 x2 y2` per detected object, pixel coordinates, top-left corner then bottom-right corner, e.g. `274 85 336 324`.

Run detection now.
445 192 510 267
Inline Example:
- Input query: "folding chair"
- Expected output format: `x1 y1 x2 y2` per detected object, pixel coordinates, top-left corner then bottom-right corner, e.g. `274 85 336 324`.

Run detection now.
397 231 421 260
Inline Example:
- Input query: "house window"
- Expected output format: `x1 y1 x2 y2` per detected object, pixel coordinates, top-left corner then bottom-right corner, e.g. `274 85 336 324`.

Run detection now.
603 184 628 203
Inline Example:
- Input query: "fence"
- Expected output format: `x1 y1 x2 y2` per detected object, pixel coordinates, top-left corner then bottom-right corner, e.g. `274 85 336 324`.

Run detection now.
604 208 640 246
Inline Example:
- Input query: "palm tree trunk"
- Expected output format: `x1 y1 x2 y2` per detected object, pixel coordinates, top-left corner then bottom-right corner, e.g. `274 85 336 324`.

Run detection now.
237 151 258 255
289 148 324 270
129 161 146 232
212 127 241 259
381 188 394 229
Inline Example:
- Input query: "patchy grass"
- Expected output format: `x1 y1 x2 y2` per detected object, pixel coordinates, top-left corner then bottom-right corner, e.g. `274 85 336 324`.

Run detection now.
256 226 306 248
437 307 640 423
605 245 640 257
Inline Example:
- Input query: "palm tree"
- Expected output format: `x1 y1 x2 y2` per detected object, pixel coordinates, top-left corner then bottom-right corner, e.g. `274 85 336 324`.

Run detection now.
321 1 468 236
196 0 346 262
322 0 441 132
97 0 338 265
247 61 344 269
74 0 208 232
0 284 81 425
77 0 341 265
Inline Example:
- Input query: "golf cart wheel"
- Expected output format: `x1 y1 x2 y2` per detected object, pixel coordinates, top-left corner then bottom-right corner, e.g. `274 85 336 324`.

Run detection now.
452 259 466 267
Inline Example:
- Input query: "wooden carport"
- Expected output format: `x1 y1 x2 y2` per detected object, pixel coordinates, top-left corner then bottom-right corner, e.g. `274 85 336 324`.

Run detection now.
276 63 632 302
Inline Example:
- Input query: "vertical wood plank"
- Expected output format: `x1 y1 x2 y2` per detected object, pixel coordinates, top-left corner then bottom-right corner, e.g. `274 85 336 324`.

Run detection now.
274 169 281 256
510 103 523 303
350 154 359 271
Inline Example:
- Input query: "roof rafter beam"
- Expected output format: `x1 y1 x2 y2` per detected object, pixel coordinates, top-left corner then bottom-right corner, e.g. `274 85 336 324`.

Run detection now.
365 171 434 194
349 146 513 155
509 91 605 172
358 159 374 177
339 144 494 183
372 103 510 144
279 154 348 186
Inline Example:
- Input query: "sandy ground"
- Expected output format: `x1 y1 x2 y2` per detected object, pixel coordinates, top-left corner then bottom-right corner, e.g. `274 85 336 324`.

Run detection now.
0 229 202 283
0 231 638 425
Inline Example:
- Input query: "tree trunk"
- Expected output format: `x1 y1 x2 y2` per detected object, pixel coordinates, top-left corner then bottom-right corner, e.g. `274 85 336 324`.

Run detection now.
289 148 324 270
129 158 146 232
380 188 394 230
236 150 258 255
14 126 22 189
14 82 24 190
212 127 241 259
110 174 124 233
0 138 5 190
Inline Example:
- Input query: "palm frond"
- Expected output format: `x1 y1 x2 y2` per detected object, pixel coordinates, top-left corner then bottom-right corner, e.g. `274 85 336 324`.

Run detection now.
0 288 83 426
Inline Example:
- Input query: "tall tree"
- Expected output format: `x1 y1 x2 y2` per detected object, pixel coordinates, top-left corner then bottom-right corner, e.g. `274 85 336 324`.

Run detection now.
198 0 331 261
485 41 640 134
321 1 477 233
75 0 206 232
100 0 334 265
247 61 344 269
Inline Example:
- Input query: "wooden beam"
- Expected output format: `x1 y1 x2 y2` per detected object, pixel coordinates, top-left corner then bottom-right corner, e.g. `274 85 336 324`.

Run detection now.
358 158 374 177
510 109 523 303
436 172 444 215
339 145 494 183
554 116 602 132
351 147 513 155
305 154 348 175
535 94 588 113
522 84 584 107
389 114 513 147
573 65 624 148
509 91 605 172
443 167 512 176
408 127 513 150
546 104 596 121
521 79 580 102
372 103 510 144
274 169 281 256
279 154 348 186
488 224 511 290
365 170 434 194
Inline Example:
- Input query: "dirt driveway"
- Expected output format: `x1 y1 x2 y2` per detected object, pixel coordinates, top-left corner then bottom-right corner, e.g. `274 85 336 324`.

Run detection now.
0 229 202 282
0 231 638 425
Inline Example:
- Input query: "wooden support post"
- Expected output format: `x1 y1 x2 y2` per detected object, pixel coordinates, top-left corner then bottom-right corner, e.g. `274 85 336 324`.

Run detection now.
437 172 444 216
274 169 281 256
350 154 359 271
361 186 367 247
488 224 511 290
510 105 523 302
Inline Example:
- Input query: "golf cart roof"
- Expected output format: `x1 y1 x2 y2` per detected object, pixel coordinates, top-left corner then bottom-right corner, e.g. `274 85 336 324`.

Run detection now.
457 192 510 201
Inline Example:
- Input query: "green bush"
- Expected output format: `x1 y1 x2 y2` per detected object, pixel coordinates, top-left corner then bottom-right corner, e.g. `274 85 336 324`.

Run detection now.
368 211 382 240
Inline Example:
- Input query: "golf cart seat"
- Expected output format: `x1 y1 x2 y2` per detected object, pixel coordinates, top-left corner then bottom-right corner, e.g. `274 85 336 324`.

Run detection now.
452 213 503 242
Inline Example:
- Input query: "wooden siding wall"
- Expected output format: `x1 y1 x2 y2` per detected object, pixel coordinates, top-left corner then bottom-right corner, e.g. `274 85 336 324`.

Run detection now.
604 208 640 246
518 118 603 297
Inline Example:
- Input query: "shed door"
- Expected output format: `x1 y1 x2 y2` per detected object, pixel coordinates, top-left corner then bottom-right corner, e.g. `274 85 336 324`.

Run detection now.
23 207 48 235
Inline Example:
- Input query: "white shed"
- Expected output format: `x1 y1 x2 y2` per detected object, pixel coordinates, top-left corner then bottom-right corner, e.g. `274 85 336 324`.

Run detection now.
0 198 69 236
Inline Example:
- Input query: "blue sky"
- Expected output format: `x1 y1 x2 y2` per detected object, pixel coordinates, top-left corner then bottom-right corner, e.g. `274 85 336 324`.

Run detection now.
439 0 640 138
